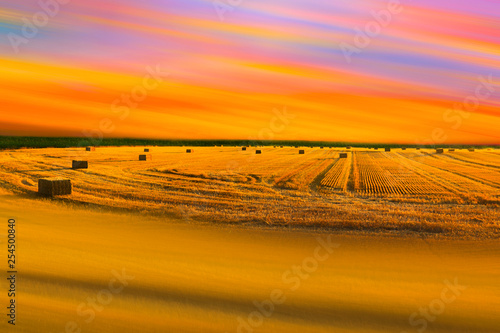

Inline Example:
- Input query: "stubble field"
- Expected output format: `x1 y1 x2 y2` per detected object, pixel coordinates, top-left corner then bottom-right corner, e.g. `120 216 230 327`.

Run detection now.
1 146 499 333
0 146 499 238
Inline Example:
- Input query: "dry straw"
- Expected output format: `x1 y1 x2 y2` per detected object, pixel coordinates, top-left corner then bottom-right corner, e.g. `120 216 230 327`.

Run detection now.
38 178 72 196
139 154 152 161
72 160 88 169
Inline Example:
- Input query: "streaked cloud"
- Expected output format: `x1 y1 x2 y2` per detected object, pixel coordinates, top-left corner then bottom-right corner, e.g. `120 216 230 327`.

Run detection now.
0 0 499 143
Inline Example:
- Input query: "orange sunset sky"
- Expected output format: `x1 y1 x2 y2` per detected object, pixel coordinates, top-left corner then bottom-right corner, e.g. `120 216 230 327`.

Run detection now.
0 0 499 143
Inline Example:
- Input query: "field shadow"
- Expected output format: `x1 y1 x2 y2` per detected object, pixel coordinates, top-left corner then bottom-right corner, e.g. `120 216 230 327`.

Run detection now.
93 159 135 163
21 167 70 172
21 271 430 332
0 190 40 201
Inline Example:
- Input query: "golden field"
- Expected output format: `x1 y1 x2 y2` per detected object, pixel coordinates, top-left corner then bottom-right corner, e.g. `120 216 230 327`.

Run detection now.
0 146 499 332
0 146 499 238
0 187 499 333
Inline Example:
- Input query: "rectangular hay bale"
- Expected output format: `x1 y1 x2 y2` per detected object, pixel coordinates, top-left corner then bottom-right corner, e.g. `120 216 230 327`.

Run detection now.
339 153 348 158
144 148 150 152
139 154 152 161
299 150 305 154
38 178 72 196
256 150 262 154
385 148 391 152
186 149 193 153
72 160 88 169
86 146 95 151
436 148 444 154
242 147 247 151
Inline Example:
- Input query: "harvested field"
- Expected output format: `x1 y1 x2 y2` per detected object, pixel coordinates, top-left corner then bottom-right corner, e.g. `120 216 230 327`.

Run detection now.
0 146 499 237
1 191 499 333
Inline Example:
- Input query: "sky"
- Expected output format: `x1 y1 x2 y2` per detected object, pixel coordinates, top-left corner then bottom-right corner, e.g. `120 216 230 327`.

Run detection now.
0 0 499 143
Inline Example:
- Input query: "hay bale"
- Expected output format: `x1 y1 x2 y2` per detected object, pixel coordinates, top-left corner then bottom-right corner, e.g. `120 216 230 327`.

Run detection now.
72 160 88 169
144 148 150 152
402 148 407 150
339 153 348 158
436 148 444 154
242 147 247 151
468 148 475 152
320 147 324 149
299 150 305 154
448 149 455 152
38 178 72 196
256 150 262 154
280 146 284 148
346 146 352 149
139 154 152 161
385 148 391 152
85 146 95 152
186 149 193 153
